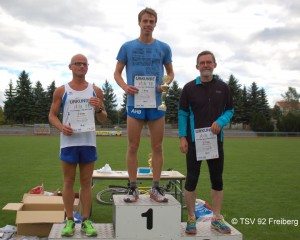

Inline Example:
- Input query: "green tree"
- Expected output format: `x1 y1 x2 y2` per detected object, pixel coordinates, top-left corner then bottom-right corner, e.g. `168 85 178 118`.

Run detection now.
120 93 127 124
248 82 260 116
4 80 16 125
102 80 118 125
271 105 282 122
32 81 48 123
281 87 300 113
15 71 34 124
250 112 274 132
240 86 250 127
281 87 300 103
0 106 5 125
258 88 271 120
166 80 182 124
46 81 56 111
227 74 242 125
248 83 272 131
277 112 300 132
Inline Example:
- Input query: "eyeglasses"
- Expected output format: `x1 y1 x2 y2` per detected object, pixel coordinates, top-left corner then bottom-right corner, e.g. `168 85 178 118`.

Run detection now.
72 62 89 67
199 61 213 66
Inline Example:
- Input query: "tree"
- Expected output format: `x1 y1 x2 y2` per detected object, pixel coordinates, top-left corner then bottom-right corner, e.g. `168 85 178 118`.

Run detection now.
247 83 273 131
248 82 260 115
165 80 182 124
239 85 250 127
277 112 300 132
281 87 300 113
32 81 48 123
119 93 127 124
258 88 271 120
250 112 274 132
102 80 118 125
15 71 34 124
281 87 300 103
3 80 16 125
272 105 282 121
46 81 56 111
227 74 242 125
0 106 5 125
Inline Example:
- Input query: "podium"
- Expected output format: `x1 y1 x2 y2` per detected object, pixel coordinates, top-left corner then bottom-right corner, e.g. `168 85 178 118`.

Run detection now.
113 194 181 239
49 194 243 239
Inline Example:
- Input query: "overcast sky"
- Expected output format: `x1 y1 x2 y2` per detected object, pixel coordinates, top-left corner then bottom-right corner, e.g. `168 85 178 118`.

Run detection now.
0 0 299 108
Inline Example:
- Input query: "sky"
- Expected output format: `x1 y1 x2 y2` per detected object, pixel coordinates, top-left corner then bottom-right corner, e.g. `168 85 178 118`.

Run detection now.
0 0 299 108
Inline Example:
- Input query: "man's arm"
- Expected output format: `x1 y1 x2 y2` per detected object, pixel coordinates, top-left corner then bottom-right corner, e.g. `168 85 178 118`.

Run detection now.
114 61 139 95
48 86 73 136
157 63 174 92
178 110 189 154
164 63 174 85
91 86 107 123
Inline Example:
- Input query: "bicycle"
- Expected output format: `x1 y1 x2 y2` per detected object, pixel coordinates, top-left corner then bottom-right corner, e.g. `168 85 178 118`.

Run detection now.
96 179 177 205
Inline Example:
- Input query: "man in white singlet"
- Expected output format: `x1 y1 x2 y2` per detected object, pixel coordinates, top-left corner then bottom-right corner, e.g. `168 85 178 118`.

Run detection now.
49 54 107 237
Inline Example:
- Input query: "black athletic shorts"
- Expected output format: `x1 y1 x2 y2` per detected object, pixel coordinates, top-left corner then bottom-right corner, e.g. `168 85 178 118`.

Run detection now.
184 141 224 192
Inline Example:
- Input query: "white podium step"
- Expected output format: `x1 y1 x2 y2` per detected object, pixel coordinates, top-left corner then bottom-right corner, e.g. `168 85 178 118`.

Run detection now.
180 222 242 240
48 194 242 239
113 194 181 239
48 222 243 240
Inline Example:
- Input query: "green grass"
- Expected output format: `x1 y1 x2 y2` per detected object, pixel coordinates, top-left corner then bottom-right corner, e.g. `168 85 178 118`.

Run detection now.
0 136 299 239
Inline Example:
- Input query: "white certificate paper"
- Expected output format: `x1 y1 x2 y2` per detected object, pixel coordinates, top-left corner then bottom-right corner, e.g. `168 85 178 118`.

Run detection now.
134 76 156 108
194 127 219 161
68 99 95 133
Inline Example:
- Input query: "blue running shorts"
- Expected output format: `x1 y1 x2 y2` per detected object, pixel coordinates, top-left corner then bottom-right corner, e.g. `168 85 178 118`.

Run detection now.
127 106 165 121
60 146 97 164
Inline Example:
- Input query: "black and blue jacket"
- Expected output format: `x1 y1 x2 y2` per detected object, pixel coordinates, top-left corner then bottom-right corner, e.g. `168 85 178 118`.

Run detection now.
178 75 234 143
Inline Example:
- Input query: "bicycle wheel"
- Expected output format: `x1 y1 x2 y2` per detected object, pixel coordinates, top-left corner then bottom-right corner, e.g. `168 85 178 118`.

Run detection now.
96 187 127 205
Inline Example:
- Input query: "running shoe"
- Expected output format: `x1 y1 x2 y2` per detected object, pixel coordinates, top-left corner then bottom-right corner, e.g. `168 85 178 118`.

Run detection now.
81 219 97 237
123 187 139 202
211 216 231 234
185 215 197 234
149 186 168 202
61 219 75 237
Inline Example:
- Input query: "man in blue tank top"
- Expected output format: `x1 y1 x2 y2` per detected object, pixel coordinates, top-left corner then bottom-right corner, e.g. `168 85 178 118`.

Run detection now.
49 54 107 237
114 8 174 203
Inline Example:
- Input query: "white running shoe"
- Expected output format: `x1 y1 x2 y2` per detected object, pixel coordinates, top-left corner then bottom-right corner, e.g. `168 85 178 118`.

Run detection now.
123 187 139 202
150 186 168 203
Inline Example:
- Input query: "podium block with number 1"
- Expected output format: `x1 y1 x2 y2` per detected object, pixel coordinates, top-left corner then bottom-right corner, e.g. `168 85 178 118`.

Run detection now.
113 194 181 239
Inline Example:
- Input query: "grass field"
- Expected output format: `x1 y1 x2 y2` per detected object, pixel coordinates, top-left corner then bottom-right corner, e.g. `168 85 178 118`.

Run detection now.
0 136 299 239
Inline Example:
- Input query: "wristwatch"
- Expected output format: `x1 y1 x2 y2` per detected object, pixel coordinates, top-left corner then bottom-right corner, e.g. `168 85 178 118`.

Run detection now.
96 106 103 113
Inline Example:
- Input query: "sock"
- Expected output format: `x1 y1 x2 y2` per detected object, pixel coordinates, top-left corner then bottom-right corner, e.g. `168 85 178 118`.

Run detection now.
130 182 137 188
152 181 159 188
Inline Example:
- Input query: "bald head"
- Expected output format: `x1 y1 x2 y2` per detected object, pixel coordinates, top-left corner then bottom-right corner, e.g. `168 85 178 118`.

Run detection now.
70 54 88 64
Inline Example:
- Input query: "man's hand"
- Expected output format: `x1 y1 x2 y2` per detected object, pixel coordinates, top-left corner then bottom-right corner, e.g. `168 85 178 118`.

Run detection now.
124 85 139 95
211 122 221 135
180 137 188 154
89 97 104 112
62 124 73 136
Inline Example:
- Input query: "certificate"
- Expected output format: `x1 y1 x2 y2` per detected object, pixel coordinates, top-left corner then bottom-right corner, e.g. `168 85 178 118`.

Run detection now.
67 99 95 133
194 127 219 161
134 76 156 108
